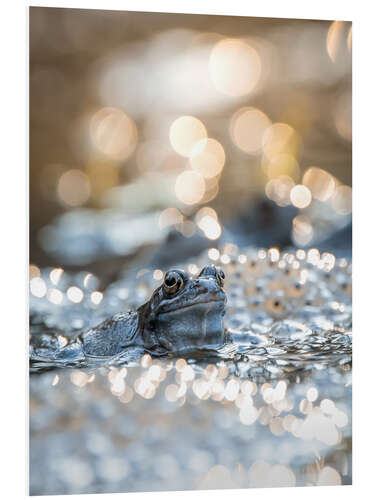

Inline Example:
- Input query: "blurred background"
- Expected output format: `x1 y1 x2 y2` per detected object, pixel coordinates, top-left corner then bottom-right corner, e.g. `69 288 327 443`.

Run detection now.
29 7 352 276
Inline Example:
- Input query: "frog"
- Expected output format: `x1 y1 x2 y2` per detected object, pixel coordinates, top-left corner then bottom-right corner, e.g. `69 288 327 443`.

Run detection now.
31 265 231 363
80 264 227 357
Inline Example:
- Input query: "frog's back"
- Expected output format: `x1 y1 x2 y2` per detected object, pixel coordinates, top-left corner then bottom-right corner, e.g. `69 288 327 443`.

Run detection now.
80 312 140 357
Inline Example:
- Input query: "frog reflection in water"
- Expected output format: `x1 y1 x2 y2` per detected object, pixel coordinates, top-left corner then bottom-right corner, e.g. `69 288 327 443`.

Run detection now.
33 265 265 363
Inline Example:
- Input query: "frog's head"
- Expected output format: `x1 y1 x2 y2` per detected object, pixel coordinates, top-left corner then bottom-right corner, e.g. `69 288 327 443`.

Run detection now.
139 265 226 353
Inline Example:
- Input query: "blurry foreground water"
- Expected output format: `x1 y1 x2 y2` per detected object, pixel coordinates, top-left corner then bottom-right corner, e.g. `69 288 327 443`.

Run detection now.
29 245 351 495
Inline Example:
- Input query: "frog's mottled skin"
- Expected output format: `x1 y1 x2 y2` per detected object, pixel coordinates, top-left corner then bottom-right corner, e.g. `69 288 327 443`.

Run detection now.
47 265 227 360
79 311 141 356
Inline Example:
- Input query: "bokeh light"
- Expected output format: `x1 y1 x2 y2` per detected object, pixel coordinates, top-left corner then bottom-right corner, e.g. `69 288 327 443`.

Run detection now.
347 25 352 52
262 123 301 160
264 153 300 181
230 107 271 155
175 170 205 205
30 277 47 298
67 286 84 303
189 138 225 179
158 207 184 230
201 176 220 204
39 163 65 201
90 107 138 160
195 206 218 223
169 116 207 157
90 291 103 305
317 466 342 486
306 387 318 402
47 288 64 305
29 264 40 279
198 216 222 240
326 21 349 63
208 248 220 261
209 38 262 97
265 176 295 207
57 169 91 207
248 462 296 488
268 465 296 487
50 268 64 285
290 185 312 209
331 185 352 215
302 167 336 201
292 215 313 246
334 90 352 142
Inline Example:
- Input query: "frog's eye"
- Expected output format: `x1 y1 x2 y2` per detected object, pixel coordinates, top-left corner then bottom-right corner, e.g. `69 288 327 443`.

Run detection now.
163 271 184 295
217 268 225 286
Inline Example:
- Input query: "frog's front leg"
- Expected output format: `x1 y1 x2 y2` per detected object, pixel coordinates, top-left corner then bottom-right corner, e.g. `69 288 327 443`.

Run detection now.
80 312 141 357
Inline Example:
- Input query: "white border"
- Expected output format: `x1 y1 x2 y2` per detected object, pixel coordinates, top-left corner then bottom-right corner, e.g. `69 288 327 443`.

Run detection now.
25 0 353 20
2 1 374 499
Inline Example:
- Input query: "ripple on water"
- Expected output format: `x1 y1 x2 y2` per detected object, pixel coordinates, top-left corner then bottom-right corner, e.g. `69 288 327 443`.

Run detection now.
270 320 312 340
